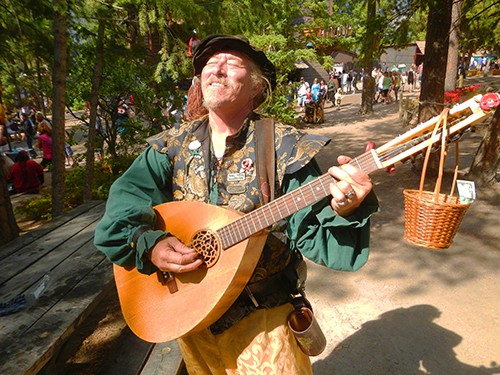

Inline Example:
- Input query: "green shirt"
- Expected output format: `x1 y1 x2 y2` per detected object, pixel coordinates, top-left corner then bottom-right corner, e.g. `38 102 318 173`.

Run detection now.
94 116 379 276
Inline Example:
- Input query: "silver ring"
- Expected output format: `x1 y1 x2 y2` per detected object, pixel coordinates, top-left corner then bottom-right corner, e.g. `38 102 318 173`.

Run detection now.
337 199 347 207
345 189 356 199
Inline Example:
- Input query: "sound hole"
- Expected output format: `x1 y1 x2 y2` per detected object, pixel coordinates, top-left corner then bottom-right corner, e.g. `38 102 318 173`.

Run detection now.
191 230 221 268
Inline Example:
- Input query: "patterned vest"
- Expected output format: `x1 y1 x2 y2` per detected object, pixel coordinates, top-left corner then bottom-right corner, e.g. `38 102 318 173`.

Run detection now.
149 114 329 332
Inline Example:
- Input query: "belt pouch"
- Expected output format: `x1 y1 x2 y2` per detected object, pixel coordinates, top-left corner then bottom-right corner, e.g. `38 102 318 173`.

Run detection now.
287 297 326 356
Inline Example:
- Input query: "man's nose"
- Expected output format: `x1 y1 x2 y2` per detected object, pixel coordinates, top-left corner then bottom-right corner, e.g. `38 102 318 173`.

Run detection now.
212 60 227 75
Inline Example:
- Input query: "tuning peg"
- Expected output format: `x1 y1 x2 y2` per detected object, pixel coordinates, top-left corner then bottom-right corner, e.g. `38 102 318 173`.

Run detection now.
365 141 375 152
479 93 500 111
386 165 396 174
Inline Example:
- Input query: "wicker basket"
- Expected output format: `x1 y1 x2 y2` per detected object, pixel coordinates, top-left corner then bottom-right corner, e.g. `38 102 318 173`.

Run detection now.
403 109 471 250
403 190 470 249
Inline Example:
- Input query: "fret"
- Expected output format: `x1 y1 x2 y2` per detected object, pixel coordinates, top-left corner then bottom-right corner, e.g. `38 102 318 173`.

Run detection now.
291 193 300 211
353 157 362 171
283 198 291 216
267 203 277 224
236 225 245 242
309 182 318 201
255 210 264 229
222 230 230 249
318 176 330 196
299 188 307 208
243 216 252 235
218 228 227 248
248 216 258 235
227 227 236 246
262 206 273 227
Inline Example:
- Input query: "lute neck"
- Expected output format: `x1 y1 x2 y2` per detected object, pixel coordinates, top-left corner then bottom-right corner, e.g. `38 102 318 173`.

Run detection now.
216 150 380 249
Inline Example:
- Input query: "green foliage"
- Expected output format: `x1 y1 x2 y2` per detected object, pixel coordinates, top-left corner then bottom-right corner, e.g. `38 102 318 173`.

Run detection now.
264 89 297 124
321 55 334 72
5 0 500 222
15 192 53 221
15 155 136 221
461 0 500 55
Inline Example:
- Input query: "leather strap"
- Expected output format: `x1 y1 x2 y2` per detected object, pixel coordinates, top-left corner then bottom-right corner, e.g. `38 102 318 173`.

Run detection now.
255 118 275 205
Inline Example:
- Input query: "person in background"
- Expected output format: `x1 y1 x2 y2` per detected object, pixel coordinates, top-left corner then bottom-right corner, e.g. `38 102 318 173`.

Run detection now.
7 150 44 194
37 123 53 168
5 111 22 142
392 71 401 102
341 70 349 94
319 79 328 103
381 71 393 104
0 97 11 152
327 75 338 106
310 77 320 102
19 108 37 158
407 66 415 92
285 81 295 108
304 86 313 105
35 111 52 133
94 34 378 374
296 77 309 112
65 130 75 166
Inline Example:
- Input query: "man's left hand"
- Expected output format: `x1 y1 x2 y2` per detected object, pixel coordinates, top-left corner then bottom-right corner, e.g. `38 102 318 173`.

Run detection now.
328 155 373 216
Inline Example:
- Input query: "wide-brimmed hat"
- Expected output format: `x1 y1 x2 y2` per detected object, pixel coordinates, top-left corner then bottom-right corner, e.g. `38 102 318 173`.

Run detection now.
192 34 276 90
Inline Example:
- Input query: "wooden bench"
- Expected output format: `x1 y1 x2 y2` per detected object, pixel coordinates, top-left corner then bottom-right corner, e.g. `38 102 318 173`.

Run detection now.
0 200 185 375
0 201 113 374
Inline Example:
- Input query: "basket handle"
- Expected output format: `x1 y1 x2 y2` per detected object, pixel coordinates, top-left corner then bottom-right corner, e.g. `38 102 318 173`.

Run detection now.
433 112 449 201
449 140 459 197
418 108 450 201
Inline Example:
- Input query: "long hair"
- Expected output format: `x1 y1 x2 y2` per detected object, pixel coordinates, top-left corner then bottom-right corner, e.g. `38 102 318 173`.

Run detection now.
15 150 30 181
183 77 208 122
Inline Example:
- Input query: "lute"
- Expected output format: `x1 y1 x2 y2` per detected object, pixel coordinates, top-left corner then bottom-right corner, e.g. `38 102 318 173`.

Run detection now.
113 93 499 343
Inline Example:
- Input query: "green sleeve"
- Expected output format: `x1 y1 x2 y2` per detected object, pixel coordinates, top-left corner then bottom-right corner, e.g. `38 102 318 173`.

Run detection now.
94 146 173 274
285 160 379 271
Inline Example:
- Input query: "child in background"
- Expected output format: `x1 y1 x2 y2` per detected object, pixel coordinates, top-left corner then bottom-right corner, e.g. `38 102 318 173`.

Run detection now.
65 130 74 166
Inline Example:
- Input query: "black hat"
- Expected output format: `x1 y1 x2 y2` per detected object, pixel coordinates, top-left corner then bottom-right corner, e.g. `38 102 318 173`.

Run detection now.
192 34 276 90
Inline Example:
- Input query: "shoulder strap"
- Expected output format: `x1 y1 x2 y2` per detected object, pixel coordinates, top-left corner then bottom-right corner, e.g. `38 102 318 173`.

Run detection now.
255 118 275 205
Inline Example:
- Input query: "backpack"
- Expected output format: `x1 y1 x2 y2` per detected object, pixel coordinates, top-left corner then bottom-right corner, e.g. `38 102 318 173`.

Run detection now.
188 37 201 57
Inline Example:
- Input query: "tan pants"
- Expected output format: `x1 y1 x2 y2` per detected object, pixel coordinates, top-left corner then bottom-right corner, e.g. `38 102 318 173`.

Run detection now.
178 304 313 375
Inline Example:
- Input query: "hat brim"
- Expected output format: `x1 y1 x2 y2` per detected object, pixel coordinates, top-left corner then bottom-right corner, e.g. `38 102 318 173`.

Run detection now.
192 34 276 90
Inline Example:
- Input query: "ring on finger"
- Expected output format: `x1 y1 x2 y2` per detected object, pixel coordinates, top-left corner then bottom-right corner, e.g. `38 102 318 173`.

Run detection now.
336 199 347 207
345 189 356 199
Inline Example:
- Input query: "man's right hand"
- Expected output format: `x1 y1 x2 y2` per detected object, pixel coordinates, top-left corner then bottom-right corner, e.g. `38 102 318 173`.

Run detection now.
147 236 203 273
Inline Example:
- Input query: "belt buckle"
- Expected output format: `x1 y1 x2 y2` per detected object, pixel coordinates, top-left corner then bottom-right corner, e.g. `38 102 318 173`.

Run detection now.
245 286 260 308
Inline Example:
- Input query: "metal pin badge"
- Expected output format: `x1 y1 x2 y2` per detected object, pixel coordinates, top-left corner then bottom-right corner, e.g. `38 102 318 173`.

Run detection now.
189 140 201 150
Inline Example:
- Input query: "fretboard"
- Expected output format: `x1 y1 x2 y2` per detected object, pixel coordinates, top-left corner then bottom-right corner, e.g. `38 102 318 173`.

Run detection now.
216 150 380 249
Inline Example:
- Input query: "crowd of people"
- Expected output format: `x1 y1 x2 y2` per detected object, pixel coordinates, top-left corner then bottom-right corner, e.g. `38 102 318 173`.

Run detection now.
0 104 75 196
291 71 358 113
285 64 415 120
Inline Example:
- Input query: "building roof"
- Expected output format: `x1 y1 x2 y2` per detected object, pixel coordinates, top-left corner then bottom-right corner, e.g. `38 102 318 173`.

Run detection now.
415 41 426 54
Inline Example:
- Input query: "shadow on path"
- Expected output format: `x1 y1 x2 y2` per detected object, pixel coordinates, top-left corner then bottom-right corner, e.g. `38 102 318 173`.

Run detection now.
313 305 499 375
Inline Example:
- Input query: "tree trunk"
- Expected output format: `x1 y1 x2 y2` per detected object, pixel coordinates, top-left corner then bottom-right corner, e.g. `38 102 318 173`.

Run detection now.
84 20 105 201
358 0 377 115
416 0 453 175
419 0 453 122
466 107 499 186
360 75 375 114
51 0 68 217
444 0 462 92
0 157 19 242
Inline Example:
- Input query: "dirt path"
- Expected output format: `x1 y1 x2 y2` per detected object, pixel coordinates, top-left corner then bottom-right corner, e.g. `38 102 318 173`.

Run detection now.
305 89 500 374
